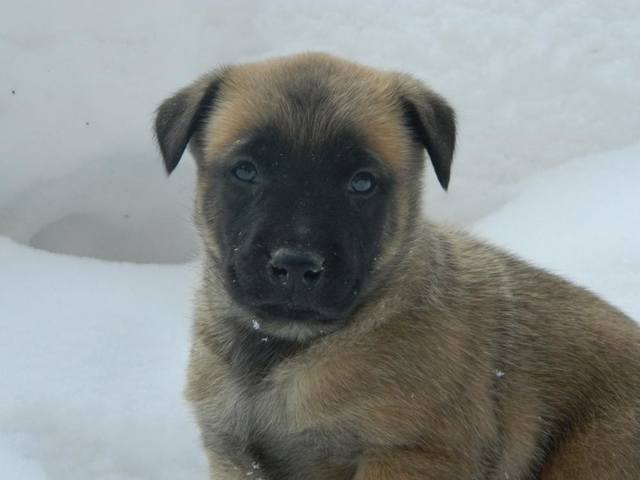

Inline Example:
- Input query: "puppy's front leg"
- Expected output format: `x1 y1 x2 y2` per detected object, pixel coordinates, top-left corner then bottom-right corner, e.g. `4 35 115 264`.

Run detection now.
354 449 472 480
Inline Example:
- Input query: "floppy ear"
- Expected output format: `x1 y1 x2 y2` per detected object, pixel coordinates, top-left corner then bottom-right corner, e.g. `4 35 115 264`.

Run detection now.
398 76 456 190
154 69 227 174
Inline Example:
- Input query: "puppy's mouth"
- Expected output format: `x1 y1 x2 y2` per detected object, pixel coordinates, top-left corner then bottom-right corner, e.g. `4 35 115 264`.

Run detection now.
254 303 329 322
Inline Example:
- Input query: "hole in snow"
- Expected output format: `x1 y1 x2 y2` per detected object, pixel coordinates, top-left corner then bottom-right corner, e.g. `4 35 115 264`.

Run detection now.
0 156 199 264
28 211 196 264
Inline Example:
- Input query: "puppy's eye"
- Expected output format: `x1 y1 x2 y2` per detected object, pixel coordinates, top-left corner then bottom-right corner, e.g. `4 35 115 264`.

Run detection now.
232 161 257 183
350 171 377 194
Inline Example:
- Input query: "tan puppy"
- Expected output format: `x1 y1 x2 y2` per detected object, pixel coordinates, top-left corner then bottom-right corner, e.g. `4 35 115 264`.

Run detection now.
155 53 640 479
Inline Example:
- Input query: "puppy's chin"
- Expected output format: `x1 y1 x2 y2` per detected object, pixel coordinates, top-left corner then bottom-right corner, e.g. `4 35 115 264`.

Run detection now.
255 304 330 322
235 303 351 342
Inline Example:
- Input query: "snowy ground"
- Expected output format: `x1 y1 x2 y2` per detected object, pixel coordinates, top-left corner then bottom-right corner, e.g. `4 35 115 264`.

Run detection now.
1 1 639 479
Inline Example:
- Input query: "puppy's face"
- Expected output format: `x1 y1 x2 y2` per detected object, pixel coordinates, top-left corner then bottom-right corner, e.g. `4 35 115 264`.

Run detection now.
155 53 455 340
207 125 391 331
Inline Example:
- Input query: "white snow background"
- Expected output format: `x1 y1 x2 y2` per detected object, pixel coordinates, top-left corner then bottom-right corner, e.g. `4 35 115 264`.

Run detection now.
1 1 639 478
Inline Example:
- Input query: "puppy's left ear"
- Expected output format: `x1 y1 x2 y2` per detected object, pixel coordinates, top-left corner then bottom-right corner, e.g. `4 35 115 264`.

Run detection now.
154 69 228 174
397 75 456 190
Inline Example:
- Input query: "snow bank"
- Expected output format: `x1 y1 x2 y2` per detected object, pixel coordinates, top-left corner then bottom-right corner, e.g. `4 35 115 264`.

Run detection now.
2 1 640 259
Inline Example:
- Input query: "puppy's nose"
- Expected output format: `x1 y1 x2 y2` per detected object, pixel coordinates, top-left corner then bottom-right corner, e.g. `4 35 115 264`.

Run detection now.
268 248 324 288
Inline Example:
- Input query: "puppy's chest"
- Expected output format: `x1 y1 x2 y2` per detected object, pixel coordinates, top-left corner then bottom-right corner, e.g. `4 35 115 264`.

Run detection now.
236 398 355 480
218 336 358 479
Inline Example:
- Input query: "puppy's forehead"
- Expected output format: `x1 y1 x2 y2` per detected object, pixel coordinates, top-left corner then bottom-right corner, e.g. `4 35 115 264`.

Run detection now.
203 53 413 167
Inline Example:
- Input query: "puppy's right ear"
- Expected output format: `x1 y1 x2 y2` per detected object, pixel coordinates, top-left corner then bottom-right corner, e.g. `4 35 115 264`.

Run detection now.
154 69 227 174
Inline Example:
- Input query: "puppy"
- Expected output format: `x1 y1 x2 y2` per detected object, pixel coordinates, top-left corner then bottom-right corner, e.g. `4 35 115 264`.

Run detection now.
155 52 640 479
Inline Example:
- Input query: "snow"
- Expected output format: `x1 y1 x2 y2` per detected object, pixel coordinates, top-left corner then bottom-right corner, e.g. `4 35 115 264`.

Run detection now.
0 240 205 479
0 1 638 479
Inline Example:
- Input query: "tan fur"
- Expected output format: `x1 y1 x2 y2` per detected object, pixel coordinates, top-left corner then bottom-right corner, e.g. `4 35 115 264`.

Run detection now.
157 53 640 479
202 53 414 169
